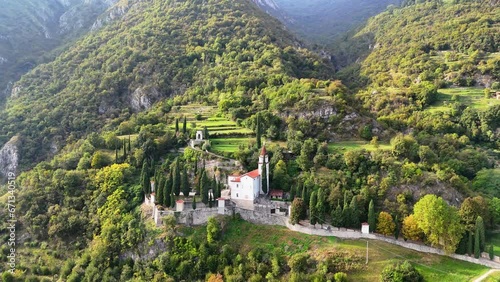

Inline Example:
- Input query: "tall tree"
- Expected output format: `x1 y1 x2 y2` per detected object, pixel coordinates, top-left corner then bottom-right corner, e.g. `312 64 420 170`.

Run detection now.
467 231 473 256
201 170 209 204
331 204 343 227
192 195 197 210
173 159 181 196
474 224 481 258
413 194 464 253
175 118 179 133
170 191 176 208
376 212 395 236
203 126 209 140
155 173 163 205
256 112 262 149
140 160 150 194
368 199 376 232
182 116 187 134
316 189 325 224
128 135 131 152
402 215 423 241
181 165 190 197
349 196 360 228
261 160 268 195
290 198 306 225
309 191 318 225
476 216 486 252
164 173 172 207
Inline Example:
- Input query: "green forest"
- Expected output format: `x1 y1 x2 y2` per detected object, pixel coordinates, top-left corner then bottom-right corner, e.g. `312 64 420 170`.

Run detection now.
0 0 498 281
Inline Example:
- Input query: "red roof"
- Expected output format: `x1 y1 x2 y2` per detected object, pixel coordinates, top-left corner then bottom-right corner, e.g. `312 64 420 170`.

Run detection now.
151 193 156 196
270 190 284 196
260 145 267 156
176 200 184 203
244 169 260 179
230 177 241 182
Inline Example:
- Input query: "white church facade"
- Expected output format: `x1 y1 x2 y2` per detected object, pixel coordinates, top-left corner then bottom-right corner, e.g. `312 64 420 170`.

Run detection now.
228 146 269 201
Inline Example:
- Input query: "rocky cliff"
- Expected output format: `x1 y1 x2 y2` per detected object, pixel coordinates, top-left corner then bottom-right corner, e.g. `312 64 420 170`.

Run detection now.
0 136 20 180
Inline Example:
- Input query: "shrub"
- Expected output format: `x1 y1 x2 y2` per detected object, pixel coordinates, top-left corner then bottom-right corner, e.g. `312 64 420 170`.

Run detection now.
334 272 348 282
381 261 423 282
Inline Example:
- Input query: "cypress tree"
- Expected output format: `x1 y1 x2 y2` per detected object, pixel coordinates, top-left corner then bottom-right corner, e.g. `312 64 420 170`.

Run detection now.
192 196 197 210
175 118 179 133
331 204 343 227
309 191 317 225
173 159 181 196
165 173 172 207
182 116 187 134
343 191 349 210
156 175 164 205
368 199 376 232
170 192 176 208
115 149 118 163
140 160 150 194
477 216 485 252
394 215 400 240
181 166 190 197
262 161 268 195
256 113 261 149
489 245 494 260
128 135 131 152
201 170 209 204
316 189 325 222
475 225 481 258
350 196 360 228
123 139 127 157
290 184 296 201
203 126 209 140
467 231 473 256
208 193 213 208
302 185 309 206
212 175 218 199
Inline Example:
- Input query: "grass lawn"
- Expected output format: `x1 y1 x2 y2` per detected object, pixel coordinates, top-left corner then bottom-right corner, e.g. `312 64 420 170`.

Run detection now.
483 270 500 282
215 218 489 281
328 140 391 153
210 138 253 153
427 87 500 113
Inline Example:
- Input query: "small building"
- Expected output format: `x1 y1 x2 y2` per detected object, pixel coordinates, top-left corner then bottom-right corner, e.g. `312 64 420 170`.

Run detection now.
361 222 370 234
176 200 184 212
217 197 228 214
190 130 205 147
269 190 284 200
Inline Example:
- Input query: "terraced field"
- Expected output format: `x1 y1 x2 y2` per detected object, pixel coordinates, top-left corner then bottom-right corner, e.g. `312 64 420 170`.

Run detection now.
427 87 500 113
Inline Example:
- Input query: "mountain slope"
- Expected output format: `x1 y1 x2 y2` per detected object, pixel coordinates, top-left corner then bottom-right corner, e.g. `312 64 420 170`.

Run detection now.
252 0 399 44
0 0 120 101
0 0 331 169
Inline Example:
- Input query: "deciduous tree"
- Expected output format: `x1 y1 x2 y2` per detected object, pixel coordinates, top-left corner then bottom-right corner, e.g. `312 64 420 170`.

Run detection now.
376 212 395 236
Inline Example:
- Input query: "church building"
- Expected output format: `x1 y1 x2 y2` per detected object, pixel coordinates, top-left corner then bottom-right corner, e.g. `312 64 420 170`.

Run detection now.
227 146 269 201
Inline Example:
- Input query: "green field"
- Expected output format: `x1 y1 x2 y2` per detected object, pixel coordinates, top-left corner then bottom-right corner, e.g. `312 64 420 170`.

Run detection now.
328 141 391 153
210 137 254 153
210 218 489 282
427 87 500 113
483 270 500 282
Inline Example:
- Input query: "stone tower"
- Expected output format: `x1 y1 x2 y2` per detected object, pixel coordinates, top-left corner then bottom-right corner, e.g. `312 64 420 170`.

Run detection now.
258 145 269 195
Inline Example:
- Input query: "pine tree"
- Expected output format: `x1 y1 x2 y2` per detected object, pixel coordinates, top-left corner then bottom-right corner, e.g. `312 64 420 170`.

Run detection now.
165 173 172 207
140 160 150 194
256 113 262 149
181 166 190 197
192 196 197 210
173 159 181 196
368 199 376 233
309 191 317 225
175 118 179 133
261 161 268 195
201 170 209 204
182 116 187 134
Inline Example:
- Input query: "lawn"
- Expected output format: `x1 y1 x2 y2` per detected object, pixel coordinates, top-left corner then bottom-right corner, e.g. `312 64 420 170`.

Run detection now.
427 87 500 113
216 218 489 281
328 140 391 153
210 138 253 153
483 270 500 282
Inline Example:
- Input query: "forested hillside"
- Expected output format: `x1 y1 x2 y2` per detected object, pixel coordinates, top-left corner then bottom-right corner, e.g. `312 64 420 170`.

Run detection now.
0 0 120 102
1 0 331 169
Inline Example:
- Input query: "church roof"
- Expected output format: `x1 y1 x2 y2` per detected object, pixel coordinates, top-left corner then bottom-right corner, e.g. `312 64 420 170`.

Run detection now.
230 177 241 182
244 169 260 179
260 145 267 156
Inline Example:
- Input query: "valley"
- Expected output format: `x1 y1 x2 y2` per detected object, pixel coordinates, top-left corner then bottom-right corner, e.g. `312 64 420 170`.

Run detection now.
0 0 498 281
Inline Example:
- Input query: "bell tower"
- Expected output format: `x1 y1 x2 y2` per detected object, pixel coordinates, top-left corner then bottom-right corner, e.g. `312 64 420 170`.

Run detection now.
258 145 269 195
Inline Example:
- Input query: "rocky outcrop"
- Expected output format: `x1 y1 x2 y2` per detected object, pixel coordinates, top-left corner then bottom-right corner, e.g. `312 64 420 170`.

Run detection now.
91 0 133 31
130 87 162 112
0 136 20 179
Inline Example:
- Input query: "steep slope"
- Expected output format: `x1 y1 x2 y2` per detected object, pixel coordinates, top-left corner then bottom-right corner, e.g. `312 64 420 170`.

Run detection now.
0 0 331 169
252 0 399 44
335 0 499 143
0 0 121 101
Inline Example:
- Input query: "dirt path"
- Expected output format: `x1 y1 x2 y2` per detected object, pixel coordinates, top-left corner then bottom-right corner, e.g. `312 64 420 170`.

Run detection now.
473 269 499 282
